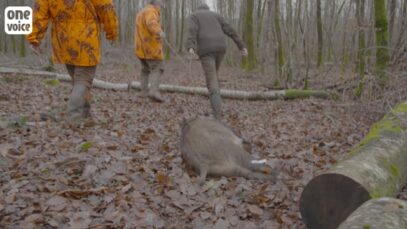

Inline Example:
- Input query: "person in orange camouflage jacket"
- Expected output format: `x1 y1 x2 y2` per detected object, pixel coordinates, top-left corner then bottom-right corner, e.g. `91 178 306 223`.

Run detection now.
135 0 165 102
27 0 118 122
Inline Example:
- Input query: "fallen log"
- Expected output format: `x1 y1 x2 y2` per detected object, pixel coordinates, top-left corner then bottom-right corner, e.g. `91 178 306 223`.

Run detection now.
0 67 330 101
299 102 407 229
338 197 407 229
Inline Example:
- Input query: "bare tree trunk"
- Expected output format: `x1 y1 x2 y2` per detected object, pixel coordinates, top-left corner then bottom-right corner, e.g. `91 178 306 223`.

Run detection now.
273 0 285 84
178 0 186 53
284 0 293 86
388 0 397 48
392 0 407 63
341 3 353 72
299 0 311 89
164 2 172 59
316 0 324 67
11 36 17 55
19 36 26 57
242 0 256 71
355 0 366 97
255 0 267 51
0 0 4 53
374 0 390 87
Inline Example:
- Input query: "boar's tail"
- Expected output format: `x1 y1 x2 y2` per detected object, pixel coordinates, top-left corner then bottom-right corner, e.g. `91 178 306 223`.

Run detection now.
240 155 280 182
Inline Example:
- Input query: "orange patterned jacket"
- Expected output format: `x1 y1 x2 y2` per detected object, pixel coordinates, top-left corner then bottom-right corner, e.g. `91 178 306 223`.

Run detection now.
27 0 118 66
135 4 164 60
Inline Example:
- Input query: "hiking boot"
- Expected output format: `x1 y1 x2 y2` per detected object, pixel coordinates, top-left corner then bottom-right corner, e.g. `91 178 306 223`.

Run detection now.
139 90 148 98
148 92 164 103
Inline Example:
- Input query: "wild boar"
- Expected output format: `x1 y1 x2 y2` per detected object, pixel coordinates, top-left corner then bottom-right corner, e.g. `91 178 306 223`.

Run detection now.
180 116 278 184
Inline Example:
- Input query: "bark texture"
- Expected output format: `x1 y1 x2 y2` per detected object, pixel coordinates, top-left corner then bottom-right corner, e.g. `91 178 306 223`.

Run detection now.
338 197 407 229
0 67 330 101
374 0 390 87
300 102 407 229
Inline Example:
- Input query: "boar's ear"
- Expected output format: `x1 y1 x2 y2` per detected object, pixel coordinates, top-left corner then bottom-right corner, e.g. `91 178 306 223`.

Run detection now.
203 112 212 118
242 140 252 152
181 117 188 129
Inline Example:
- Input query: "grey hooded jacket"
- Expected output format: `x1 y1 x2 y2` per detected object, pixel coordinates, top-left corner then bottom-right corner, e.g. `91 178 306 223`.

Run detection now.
186 4 246 56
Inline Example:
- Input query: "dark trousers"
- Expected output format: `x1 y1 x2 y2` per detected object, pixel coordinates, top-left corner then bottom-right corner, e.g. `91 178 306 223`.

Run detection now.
200 51 225 119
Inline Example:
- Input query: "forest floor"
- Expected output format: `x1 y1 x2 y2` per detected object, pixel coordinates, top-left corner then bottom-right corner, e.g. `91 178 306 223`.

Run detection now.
0 48 406 228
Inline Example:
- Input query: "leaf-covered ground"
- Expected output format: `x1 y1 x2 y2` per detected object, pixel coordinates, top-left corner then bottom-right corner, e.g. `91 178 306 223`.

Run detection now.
0 53 403 228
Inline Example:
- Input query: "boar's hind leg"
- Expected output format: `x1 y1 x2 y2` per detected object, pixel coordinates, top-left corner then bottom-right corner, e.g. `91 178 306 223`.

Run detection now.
240 165 278 182
197 167 208 185
235 166 272 181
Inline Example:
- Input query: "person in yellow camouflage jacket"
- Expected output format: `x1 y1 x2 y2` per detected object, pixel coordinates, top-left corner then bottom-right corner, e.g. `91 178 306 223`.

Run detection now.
27 0 118 121
135 0 165 102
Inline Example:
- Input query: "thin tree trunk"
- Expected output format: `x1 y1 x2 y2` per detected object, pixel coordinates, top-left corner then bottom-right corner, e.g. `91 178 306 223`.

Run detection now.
164 2 172 59
242 0 256 71
19 36 26 57
0 0 4 53
255 0 267 50
178 0 185 53
355 0 366 97
341 3 353 72
316 0 323 67
273 0 285 82
175 0 180 50
388 0 397 48
374 0 390 87
392 0 407 62
284 0 293 86
299 0 310 89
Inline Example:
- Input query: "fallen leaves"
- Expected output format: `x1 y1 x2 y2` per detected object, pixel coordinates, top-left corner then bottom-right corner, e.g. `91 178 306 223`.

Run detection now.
45 196 67 212
0 72 380 228
155 171 171 185
22 213 44 227
57 187 109 199
69 212 91 229
247 204 264 216
120 183 132 194
0 144 25 160
81 164 98 179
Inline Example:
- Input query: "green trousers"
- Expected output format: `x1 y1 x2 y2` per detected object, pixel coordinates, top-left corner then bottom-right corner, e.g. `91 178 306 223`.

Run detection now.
66 64 96 118
139 59 164 101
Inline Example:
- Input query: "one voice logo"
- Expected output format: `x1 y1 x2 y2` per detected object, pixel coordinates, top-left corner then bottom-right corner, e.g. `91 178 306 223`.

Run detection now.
4 7 33 35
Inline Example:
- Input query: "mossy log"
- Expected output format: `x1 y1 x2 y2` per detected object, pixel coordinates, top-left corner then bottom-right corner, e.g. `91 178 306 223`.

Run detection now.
0 67 330 101
300 102 407 229
338 197 407 229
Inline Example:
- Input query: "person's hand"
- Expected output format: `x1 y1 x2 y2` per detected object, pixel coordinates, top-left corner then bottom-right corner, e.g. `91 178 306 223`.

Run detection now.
188 48 198 60
241 48 248 56
159 31 166 40
188 48 196 55
30 44 42 56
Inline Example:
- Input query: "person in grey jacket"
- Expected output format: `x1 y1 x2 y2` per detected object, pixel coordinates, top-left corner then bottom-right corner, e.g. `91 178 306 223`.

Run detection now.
186 4 248 119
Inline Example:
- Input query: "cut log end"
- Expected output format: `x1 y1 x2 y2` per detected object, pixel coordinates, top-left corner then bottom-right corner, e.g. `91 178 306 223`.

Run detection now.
300 173 370 229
